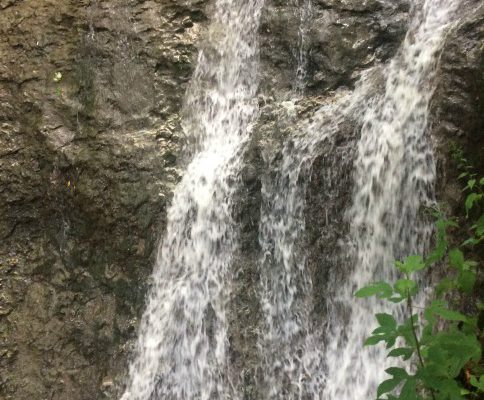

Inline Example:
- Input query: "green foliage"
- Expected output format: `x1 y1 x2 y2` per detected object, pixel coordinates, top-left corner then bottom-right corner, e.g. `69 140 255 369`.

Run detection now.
53 71 64 98
356 146 483 400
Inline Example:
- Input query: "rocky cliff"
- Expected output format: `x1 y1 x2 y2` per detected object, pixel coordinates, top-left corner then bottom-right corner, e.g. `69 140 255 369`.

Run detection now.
0 0 482 399
0 1 211 398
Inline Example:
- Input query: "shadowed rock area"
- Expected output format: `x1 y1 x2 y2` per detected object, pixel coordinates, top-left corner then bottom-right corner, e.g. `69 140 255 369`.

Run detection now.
0 0 483 399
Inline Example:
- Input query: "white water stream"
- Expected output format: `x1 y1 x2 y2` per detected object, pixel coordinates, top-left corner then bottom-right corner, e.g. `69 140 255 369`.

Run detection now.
294 0 313 94
323 0 460 398
257 0 462 399
121 1 263 399
257 99 344 400
256 75 375 399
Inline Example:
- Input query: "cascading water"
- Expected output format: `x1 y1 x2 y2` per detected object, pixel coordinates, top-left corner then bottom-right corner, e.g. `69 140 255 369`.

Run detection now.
122 0 463 399
257 94 352 399
256 77 374 399
257 0 462 398
293 0 313 94
120 1 263 399
323 0 461 398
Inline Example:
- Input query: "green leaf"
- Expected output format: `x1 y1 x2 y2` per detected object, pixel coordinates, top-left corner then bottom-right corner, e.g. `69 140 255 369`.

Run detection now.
458 172 469 179
394 279 417 297
466 260 478 268
432 331 481 364
475 213 484 236
437 378 464 398
428 301 468 322
376 313 397 330
386 337 397 349
377 379 400 398
355 282 393 298
386 367 408 380
470 375 484 391
461 237 478 246
388 296 406 303
458 270 476 294
395 255 425 274
436 277 455 297
397 317 418 347
467 179 476 190
449 248 465 270
459 317 478 332
398 378 417 400
465 192 480 212
480 177 484 186
433 307 468 322
426 244 446 265
364 335 386 346
387 347 414 361
372 326 391 335
426 216 457 265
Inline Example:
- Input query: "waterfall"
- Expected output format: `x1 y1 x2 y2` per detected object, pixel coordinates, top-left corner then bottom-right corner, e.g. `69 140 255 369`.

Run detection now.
323 0 460 398
122 0 462 399
256 77 374 398
257 94 350 399
120 1 263 399
294 0 313 94
257 0 461 399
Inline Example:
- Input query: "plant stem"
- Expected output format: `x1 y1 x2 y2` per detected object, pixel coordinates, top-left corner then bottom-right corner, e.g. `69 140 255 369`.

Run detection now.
407 294 425 368
407 291 436 400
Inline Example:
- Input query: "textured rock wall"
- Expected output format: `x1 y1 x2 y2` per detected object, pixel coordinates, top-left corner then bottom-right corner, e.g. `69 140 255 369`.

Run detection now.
259 0 409 97
0 1 212 399
0 0 483 399
431 0 484 209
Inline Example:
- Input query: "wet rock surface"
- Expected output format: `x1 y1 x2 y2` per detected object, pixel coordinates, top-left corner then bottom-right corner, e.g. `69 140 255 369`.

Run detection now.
0 0 483 399
431 0 484 210
259 0 410 97
0 0 211 399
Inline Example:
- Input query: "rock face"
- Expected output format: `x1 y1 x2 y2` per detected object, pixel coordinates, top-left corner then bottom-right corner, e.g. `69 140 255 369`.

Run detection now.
259 0 410 96
0 0 482 399
0 1 212 399
430 0 484 209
